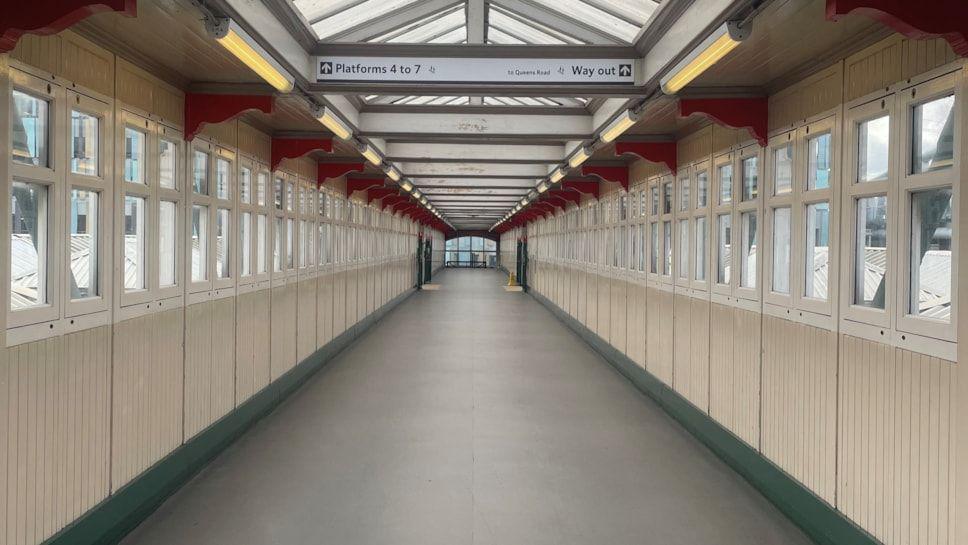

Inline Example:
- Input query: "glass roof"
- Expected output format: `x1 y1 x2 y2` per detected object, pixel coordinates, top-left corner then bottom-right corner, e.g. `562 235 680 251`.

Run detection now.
361 96 588 107
294 0 662 44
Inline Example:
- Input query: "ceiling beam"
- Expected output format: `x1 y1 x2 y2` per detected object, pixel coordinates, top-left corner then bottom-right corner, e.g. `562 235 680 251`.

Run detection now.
413 178 538 187
312 42 636 57
310 81 645 97
401 162 550 177
387 142 564 162
359 111 593 139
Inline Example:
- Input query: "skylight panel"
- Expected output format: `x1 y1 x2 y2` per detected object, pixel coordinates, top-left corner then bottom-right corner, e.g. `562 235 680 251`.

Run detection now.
488 7 580 44
486 28 527 44
525 0 642 43
311 0 423 40
385 8 466 43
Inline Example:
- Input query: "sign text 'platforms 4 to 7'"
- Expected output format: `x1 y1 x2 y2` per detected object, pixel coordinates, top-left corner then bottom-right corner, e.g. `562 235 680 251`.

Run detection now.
315 57 636 84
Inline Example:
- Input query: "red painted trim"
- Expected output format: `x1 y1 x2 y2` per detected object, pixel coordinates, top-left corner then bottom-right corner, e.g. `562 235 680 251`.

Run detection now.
381 195 407 210
581 165 629 192
367 187 399 206
679 98 768 147
827 0 968 57
548 189 580 207
317 162 365 183
270 138 332 172
345 177 385 198
0 0 136 53
184 93 273 142
561 179 600 199
615 141 677 175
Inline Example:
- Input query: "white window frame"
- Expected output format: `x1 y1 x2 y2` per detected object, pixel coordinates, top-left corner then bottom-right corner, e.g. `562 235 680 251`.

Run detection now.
734 142 763 304
690 159 712 293
117 110 153 308
674 166 691 290
711 151 734 300
155 124 185 304
187 138 215 299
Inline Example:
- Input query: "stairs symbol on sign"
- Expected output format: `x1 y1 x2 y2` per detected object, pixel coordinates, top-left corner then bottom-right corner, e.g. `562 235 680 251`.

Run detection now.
619 64 632 77
320 62 333 75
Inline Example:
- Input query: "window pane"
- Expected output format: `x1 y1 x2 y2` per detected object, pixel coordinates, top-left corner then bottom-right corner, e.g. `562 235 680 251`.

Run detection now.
695 216 706 281
257 214 267 274
286 218 294 268
239 167 251 204
807 133 831 189
854 196 887 308
678 219 689 279
191 205 208 282
69 189 98 299
696 171 708 208
318 223 327 265
274 217 284 271
299 220 308 267
216 208 230 278
485 239 496 251
910 188 952 320
719 164 733 204
638 224 645 271
662 182 672 214
286 183 295 212
124 195 146 290
805 202 829 300
650 187 659 215
858 115 889 182
679 176 690 211
216 158 231 200
192 151 209 194
70 111 99 176
159 139 177 189
912 94 955 173
772 207 791 294
240 212 251 276
774 144 793 195
717 214 731 284
12 90 48 167
257 173 267 206
650 222 658 273
160 201 177 287
662 221 672 275
274 177 284 209
741 212 757 288
473 237 484 251
124 128 146 184
742 157 758 201
10 181 48 308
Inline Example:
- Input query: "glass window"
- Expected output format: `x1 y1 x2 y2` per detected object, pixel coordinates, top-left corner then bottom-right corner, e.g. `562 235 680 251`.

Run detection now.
662 221 672 275
807 133 831 189
70 110 99 176
299 220 308 267
742 157 758 201
804 202 829 300
159 139 177 189
774 144 793 194
909 188 952 320
717 214 731 284
69 189 98 299
275 217 284 272
740 212 757 288
912 94 955 173
124 128 146 184
124 195 146 290
257 173 267 206
854 196 887 308
257 214 267 274
318 223 328 265
241 212 251 276
216 208 230 278
192 151 209 194
679 177 690 212
12 90 48 167
651 187 659 215
286 183 295 212
695 216 706 281
216 158 231 200
650 222 658 273
191 205 208 282
719 164 733 204
286 218 294 269
662 182 672 214
10 181 49 308
160 201 177 287
678 219 689 279
772 208 791 294
858 115 889 182
638 224 645 271
696 171 708 208
240 167 251 204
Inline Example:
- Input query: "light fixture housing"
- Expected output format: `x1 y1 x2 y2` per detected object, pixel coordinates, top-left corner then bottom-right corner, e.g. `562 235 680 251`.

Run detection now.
660 21 749 95
537 181 549 193
385 166 401 181
314 106 352 140
568 146 591 168
207 18 295 93
359 144 382 166
600 109 639 143
400 179 414 192
549 168 565 183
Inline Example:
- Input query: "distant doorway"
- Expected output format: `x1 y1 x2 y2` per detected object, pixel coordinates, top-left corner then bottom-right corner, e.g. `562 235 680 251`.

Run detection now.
445 236 497 268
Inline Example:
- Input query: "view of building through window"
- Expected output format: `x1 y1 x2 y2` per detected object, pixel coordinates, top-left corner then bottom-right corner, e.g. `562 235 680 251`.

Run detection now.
445 236 497 267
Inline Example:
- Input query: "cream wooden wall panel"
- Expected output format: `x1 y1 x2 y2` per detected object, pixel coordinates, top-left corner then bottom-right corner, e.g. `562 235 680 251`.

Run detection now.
333 272 347 336
656 290 675 386
151 81 183 128
711 125 747 154
630 284 647 368
901 38 958 81
357 266 368 322
115 60 154 114
60 32 113 97
270 285 298 381
570 269 580 319
837 335 955 545
596 273 610 339
769 63 843 131
346 272 359 329
236 289 271 404
317 274 334 346
111 310 183 489
1 327 111 545
645 287 660 375
677 125 713 165
297 279 317 362
709 304 760 446
237 122 271 162
673 294 696 404
199 119 237 149
844 36 904 102
577 270 587 324
610 278 627 354
10 34 61 77
688 297 709 411
184 299 236 439
761 316 837 503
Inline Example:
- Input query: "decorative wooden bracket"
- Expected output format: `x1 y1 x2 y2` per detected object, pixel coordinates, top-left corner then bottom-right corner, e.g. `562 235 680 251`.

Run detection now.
393 201 417 214
561 179 600 199
531 202 556 216
368 187 399 205
0 0 137 53
317 162 365 184
581 165 629 192
380 194 407 210
826 0 968 57
615 141 677 175
345 177 385 198
542 195 568 211
679 97 768 147
185 93 273 142
548 189 581 207
270 137 332 172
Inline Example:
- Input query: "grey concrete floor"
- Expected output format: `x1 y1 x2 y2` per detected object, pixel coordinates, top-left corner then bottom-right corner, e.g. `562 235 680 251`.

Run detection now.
121 269 812 545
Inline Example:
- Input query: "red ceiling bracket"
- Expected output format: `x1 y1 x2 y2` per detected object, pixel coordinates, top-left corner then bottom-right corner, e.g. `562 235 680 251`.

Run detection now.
185 93 273 142
367 187 399 206
826 0 968 57
548 189 580 207
581 165 629 192
561 179 600 199
318 162 365 184
0 0 137 53
270 137 332 172
615 141 677 175
532 202 556 216
381 195 407 210
345 177 385 198
679 97 768 147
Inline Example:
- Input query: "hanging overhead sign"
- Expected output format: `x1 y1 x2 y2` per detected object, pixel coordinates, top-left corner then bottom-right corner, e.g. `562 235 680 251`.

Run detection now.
315 56 635 84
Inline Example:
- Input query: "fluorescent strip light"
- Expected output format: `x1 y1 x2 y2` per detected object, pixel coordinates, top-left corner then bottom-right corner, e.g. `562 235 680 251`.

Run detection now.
660 22 748 95
315 106 352 140
386 166 401 181
400 180 413 192
600 110 638 143
568 147 591 168
208 18 294 93
549 168 565 183
537 181 549 193
360 144 382 166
